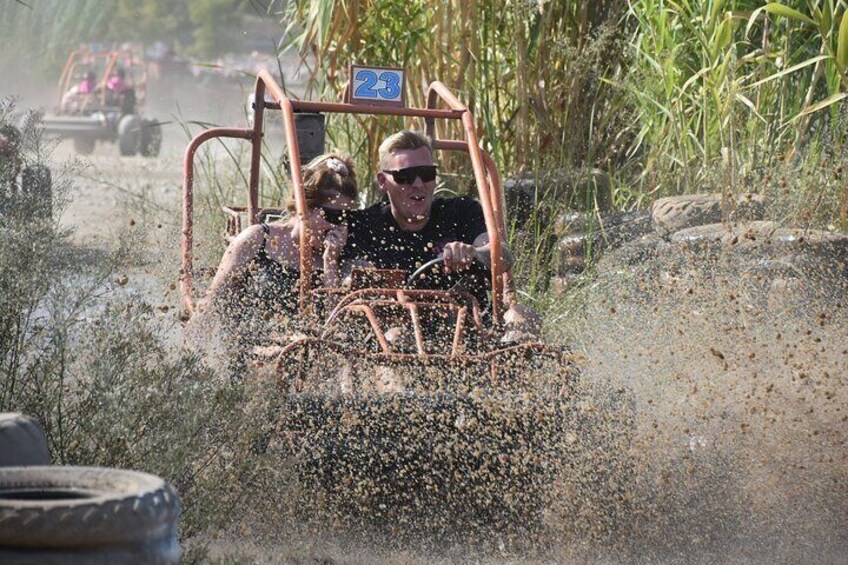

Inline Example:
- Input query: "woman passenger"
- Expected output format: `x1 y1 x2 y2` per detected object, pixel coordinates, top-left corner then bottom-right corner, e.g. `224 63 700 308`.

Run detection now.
202 153 358 321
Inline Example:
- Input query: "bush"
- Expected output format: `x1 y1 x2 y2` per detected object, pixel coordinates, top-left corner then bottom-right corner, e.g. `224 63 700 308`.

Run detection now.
0 101 295 542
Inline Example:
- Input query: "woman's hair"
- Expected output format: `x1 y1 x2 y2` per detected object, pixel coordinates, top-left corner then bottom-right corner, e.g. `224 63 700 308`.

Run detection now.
378 130 433 170
287 153 358 211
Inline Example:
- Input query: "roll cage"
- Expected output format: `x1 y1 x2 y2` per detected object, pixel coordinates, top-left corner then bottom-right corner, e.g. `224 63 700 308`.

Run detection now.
181 70 511 327
56 48 148 110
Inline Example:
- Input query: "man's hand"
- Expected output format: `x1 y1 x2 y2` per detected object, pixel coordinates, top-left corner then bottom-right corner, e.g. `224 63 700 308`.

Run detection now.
442 241 476 273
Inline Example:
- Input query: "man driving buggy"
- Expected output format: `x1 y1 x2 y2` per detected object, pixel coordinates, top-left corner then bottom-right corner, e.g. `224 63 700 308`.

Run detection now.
342 130 539 339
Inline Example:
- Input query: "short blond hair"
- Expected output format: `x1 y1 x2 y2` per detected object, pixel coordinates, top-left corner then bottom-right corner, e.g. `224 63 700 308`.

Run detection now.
378 130 433 170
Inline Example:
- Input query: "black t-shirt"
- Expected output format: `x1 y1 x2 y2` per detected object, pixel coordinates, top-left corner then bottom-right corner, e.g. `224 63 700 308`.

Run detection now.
343 197 487 271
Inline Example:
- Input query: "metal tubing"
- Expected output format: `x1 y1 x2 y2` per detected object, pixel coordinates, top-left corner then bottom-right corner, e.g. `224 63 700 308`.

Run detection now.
352 305 392 353
452 307 467 357
247 80 265 225
181 127 253 315
276 336 569 366
427 82 504 323
57 50 83 104
286 100 463 120
406 304 427 356
323 288 482 331
255 70 313 316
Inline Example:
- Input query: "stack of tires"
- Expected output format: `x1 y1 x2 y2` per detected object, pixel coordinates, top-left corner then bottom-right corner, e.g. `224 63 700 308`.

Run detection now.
0 413 180 564
1 124 52 218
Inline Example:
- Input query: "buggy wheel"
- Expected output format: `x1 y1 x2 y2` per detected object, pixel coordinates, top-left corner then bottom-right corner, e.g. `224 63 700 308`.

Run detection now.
118 114 141 156
140 119 162 157
72 136 96 155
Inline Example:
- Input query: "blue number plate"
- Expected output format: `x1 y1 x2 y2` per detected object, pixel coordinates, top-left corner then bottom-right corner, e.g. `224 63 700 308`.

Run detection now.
349 66 405 106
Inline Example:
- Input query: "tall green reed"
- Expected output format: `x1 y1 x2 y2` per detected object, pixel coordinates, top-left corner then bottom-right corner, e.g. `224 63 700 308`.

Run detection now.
624 0 848 227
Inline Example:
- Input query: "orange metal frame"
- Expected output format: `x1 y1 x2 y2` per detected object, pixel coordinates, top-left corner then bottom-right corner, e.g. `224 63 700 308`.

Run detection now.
320 288 484 356
181 70 510 327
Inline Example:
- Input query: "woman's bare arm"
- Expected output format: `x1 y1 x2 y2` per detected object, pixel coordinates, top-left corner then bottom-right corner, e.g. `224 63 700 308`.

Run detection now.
322 223 348 287
200 224 266 308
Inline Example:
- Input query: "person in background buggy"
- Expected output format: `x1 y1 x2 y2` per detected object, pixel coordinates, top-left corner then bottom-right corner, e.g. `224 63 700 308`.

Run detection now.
60 70 96 113
103 68 136 114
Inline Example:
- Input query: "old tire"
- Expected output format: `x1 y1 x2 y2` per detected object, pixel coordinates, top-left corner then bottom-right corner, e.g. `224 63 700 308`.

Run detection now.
72 136 96 155
0 466 180 564
117 114 141 156
0 414 50 467
651 193 767 236
139 119 162 157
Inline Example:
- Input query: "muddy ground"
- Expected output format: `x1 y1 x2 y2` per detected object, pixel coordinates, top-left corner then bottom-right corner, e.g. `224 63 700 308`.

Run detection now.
56 144 848 565
5 68 848 564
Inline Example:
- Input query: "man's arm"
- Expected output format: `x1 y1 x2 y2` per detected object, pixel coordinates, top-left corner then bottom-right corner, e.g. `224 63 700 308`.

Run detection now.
442 231 513 273
472 232 514 270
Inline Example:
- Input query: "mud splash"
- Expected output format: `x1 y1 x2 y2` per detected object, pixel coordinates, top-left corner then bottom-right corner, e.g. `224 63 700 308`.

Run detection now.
558 232 848 563
185 229 848 563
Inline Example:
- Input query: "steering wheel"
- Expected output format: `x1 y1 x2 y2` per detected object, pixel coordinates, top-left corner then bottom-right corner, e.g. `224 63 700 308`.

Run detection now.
407 256 447 288
406 249 492 292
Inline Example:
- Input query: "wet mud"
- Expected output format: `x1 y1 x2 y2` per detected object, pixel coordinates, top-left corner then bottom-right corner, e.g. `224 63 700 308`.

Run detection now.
559 234 848 563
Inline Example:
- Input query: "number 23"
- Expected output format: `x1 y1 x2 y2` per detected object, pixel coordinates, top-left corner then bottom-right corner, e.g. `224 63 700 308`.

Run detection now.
354 70 401 100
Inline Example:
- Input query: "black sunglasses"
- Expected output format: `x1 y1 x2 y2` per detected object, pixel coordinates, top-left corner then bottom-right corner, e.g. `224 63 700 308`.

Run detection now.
382 165 438 184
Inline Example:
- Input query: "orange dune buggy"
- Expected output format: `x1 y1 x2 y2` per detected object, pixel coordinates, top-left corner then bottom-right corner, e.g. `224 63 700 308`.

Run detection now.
41 46 161 157
180 69 588 529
